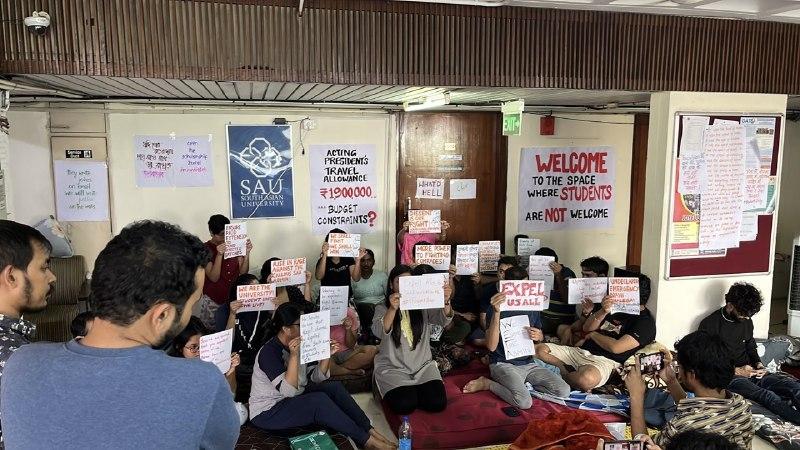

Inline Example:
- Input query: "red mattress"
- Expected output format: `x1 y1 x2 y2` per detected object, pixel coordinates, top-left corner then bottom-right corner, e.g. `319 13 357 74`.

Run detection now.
381 362 624 450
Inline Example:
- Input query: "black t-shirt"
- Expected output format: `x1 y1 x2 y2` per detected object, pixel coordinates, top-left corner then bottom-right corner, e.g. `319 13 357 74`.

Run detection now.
319 257 355 287
698 308 760 367
452 276 479 314
479 283 499 314
581 308 656 364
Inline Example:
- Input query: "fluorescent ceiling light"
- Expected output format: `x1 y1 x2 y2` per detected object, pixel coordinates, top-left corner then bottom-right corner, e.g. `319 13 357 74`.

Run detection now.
403 93 451 111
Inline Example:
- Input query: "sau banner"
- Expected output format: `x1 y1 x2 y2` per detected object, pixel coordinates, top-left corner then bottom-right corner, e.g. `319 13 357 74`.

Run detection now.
518 147 615 231
227 125 294 219
310 144 378 234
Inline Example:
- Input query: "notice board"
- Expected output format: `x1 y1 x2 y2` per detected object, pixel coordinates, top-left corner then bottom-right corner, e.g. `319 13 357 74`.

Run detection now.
666 113 782 279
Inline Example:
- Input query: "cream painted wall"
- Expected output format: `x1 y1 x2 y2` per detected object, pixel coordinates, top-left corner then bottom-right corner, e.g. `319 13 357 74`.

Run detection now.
641 92 788 346
6 111 55 225
505 113 635 275
773 120 800 300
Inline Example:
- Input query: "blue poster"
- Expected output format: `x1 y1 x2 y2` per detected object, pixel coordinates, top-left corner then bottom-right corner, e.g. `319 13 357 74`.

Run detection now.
227 125 294 219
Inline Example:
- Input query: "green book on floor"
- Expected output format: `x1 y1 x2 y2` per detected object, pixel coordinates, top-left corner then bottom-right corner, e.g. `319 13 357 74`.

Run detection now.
289 431 339 450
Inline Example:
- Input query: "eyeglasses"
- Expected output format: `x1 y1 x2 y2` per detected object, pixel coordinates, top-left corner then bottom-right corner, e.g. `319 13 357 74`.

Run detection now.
184 344 200 353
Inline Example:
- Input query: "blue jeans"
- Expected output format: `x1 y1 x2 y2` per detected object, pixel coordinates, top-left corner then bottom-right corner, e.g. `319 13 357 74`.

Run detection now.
729 373 800 424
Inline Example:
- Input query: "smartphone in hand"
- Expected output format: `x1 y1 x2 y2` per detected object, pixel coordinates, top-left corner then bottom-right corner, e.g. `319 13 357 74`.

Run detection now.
639 352 664 374
604 441 643 450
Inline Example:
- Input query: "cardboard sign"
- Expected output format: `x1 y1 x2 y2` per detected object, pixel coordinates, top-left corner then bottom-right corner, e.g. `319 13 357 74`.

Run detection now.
199 329 234 374
408 210 441 235
527 255 555 292
319 286 349 324
224 223 248 259
399 273 447 311
499 280 548 311
500 315 535 361
567 277 609 305
416 178 445 199
516 238 541 257
455 244 480 276
478 240 502 273
270 258 307 287
236 283 278 312
608 277 640 315
415 245 451 271
300 310 331 365
327 233 361 258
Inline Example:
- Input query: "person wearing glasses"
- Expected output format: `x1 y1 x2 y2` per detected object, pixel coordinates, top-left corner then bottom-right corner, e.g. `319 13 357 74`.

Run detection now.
169 316 240 395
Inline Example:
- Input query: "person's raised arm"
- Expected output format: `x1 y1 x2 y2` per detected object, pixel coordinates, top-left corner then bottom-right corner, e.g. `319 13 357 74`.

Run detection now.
438 220 450 242
318 341 339 376
625 357 649 438
225 353 240 394
397 221 409 247
226 301 241 330
205 243 226 283
659 362 687 402
315 243 329 280
550 262 569 304
586 332 640 355
485 293 505 352
284 337 302 389
302 271 313 301
583 296 612 332
239 240 253 275
381 294 400 335
343 316 358 349
350 248 365 282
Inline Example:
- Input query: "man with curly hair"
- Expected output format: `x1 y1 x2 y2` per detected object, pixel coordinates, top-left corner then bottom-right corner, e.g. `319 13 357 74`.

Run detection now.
699 282 800 425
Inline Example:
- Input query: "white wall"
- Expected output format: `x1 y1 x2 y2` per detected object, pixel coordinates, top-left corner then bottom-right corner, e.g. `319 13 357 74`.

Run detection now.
6 111 54 225
641 92 788 346
505 113 635 274
773 120 800 300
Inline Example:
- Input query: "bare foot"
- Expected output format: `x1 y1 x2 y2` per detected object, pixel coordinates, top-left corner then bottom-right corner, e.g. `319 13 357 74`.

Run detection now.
370 428 396 445
463 376 490 394
364 435 395 450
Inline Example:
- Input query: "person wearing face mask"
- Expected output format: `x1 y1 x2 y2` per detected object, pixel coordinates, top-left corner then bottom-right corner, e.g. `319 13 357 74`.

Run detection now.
0 220 57 449
1 221 240 450
699 282 800 425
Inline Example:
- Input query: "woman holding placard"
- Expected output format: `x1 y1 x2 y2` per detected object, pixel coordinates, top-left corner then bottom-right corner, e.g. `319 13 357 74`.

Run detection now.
315 228 366 289
260 257 313 306
169 317 241 396
372 264 454 415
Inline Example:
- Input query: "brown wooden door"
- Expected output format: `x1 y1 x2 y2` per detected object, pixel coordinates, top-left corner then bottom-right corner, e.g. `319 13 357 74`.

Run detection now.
626 113 649 268
397 112 507 261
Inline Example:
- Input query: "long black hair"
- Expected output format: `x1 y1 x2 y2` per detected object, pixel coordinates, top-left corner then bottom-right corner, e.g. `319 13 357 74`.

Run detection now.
385 264 425 350
260 257 281 283
168 316 208 357
267 302 304 340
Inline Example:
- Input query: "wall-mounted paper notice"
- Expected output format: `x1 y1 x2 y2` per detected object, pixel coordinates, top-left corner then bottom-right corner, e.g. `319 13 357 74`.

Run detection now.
478 240 502 273
270 258 307 287
608 277 640 315
134 135 175 187
408 210 441 235
399 273 446 310
455 245 479 276
567 277 609 305
499 280 548 311
327 233 361 258
679 116 709 157
300 310 331 365
53 160 110 222
449 179 477 200
500 315 534 361
199 329 234 374
414 245 451 271
516 238 541 257
175 136 213 187
319 286 349 324
527 255 555 292
224 223 248 259
678 155 707 195
416 178 445 199
237 283 277 312
740 212 758 242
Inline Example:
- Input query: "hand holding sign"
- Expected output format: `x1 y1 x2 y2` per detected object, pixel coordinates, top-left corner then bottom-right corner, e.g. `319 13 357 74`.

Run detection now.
415 245 451 271
408 210 442 235
456 245 480 275
271 258 307 287
608 277 640 315
499 280 548 311
567 277 609 305
237 283 278 312
399 273 447 310
500 315 535 361
300 311 331 365
319 286 349 323
327 233 361 258
199 329 234 374
478 240 501 273
224 223 248 259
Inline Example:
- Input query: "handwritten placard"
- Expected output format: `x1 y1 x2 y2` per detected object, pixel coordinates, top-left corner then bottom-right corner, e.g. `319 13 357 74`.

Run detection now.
415 245 451 271
175 136 213 187
271 258 307 287
199 329 234 374
224 223 248 259
134 135 175 188
416 178 445 199
516 238 541 257
500 315 535 361
319 286 349 324
455 245 480 276
527 255 555 292
449 179 477 200
608 277 640 315
237 283 277 312
399 273 446 310
678 155 707 195
327 233 361 258
478 240 502 273
499 280 548 311
53 160 110 222
300 310 331 365
408 210 441 235
567 277 609 304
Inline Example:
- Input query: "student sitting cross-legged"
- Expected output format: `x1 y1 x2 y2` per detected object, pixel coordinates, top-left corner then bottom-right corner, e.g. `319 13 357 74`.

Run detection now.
248 302 394 450
462 265 571 408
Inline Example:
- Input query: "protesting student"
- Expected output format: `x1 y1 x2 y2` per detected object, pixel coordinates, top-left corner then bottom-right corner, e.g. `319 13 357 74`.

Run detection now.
329 306 378 376
624 331 753 448
536 274 655 391
441 252 480 345
477 256 519 331
2 221 240 449
169 316 240 395
261 257 313 305
556 256 609 345
699 282 800 425
372 264 454 414
463 266 571 408
396 219 449 265
249 302 394 450
315 228 366 288
512 234 529 257
534 247 577 336
352 249 387 344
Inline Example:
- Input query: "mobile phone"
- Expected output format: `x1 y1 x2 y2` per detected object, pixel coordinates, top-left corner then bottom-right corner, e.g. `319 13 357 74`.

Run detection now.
501 406 521 417
604 441 643 450
639 352 664 374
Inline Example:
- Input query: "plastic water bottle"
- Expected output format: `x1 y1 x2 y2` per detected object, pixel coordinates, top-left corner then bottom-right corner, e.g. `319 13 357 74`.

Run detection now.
398 416 412 450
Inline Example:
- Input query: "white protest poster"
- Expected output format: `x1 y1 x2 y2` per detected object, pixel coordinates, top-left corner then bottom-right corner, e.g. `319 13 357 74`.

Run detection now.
608 277 640 315
327 233 361 258
175 136 214 187
399 273 446 310
416 178 445 199
478 240 502 272
518 147 616 232
567 277 609 304
455 244 480 275
199 329 234 374
134 135 175 188
679 116 710 156
449 179 477 200
740 212 758 242
499 280 548 311
237 283 278 312
415 245 451 271
270 258 307 287
527 255 555 292
309 144 379 234
698 124 746 251
516 238 541 257
500 315 534 361
408 210 441 235
678 155 707 195
319 286 349 324
300 310 331 365
224 223 248 258
53 160 110 222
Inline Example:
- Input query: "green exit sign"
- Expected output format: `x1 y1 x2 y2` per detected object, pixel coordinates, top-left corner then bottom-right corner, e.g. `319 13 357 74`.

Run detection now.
503 113 521 136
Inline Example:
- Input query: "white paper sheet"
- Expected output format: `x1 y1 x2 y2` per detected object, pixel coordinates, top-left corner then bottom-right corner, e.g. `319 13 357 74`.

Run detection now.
199 329 234 374
300 310 331 365
500 315 535 361
499 280 548 311
319 286 350 324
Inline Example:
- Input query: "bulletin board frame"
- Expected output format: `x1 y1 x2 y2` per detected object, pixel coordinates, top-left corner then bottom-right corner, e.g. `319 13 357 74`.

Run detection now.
665 112 783 280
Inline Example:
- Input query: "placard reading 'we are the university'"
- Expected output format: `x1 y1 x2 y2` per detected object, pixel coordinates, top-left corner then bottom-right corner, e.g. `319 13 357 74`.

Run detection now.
236 283 277 312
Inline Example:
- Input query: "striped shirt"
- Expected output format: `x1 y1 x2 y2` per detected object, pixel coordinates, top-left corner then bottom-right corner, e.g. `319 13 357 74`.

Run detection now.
655 392 753 449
